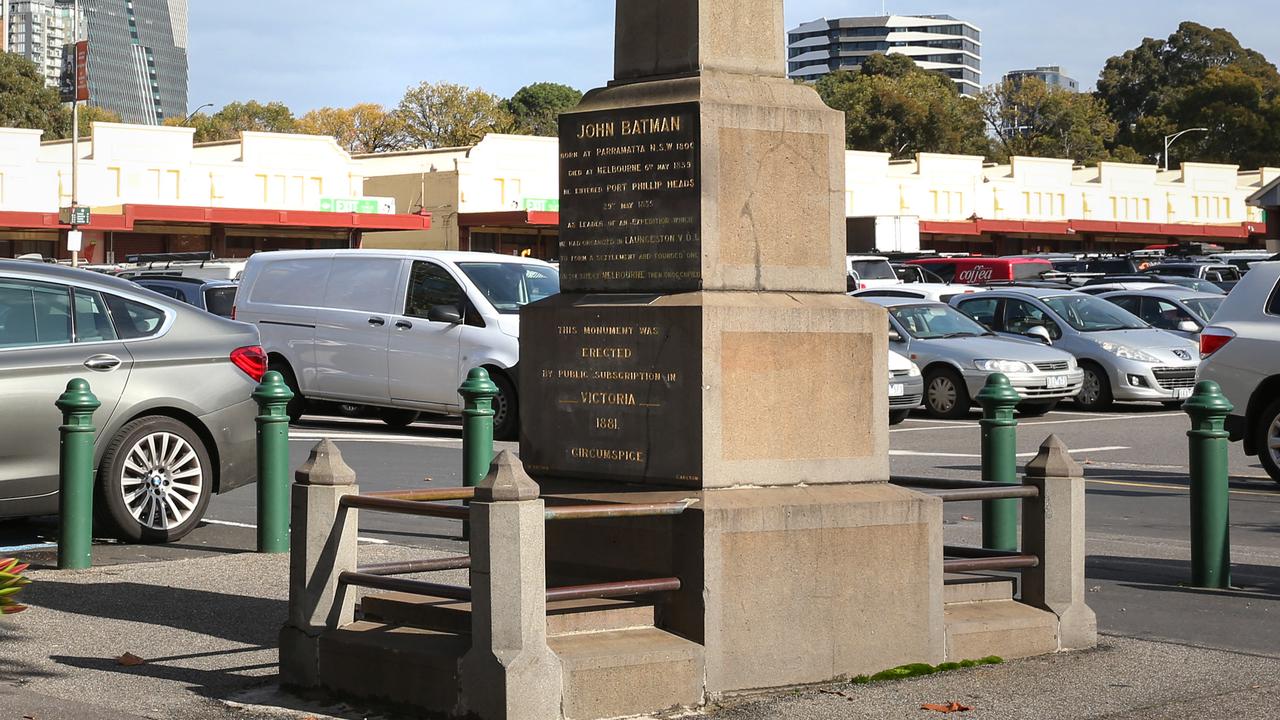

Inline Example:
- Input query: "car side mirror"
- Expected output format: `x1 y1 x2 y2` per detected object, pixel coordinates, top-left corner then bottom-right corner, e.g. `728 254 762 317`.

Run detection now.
1177 320 1200 334
427 304 463 324
888 328 905 344
1024 326 1053 345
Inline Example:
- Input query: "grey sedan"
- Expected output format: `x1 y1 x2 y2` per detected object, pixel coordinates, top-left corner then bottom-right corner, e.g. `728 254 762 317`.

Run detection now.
952 288 1200 411
864 297 1083 419
1096 287 1224 339
0 261 262 542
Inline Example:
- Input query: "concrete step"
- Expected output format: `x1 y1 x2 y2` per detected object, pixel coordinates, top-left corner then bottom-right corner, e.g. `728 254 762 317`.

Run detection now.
944 599 1058 662
317 621 466 715
944 573 1017 604
359 592 656 636
549 626 705 720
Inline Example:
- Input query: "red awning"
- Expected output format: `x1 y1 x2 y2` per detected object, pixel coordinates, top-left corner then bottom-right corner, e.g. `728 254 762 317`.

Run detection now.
458 210 559 228
921 218 1262 239
0 204 431 232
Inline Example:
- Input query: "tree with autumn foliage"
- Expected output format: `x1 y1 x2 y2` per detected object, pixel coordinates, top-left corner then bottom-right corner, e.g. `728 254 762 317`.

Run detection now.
397 81 515 149
982 77 1118 165
296 103 408 154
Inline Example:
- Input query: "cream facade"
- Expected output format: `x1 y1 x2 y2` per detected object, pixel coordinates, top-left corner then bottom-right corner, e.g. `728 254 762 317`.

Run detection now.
845 151 1274 227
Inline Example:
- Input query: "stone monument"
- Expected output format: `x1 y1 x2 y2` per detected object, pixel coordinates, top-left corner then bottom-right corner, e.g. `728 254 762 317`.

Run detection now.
520 0 943 696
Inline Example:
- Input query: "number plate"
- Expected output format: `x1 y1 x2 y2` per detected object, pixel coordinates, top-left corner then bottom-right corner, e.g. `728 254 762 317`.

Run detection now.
1046 375 1069 389
1173 387 1193 400
889 383 906 398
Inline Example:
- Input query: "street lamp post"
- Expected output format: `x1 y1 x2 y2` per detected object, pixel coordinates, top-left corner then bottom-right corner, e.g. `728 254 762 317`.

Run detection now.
184 103 214 125
1163 127 1209 172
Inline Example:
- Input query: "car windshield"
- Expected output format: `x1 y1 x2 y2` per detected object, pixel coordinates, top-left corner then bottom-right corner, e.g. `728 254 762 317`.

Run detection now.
1155 276 1225 294
1152 265 1196 277
889 304 992 339
457 262 560 314
1042 294 1147 331
1183 297 1224 321
203 287 236 318
849 260 896 280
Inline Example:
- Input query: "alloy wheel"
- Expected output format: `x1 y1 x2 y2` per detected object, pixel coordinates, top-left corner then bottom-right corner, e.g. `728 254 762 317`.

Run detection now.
928 376 957 414
118 431 204 531
1079 370 1101 406
1269 415 1280 469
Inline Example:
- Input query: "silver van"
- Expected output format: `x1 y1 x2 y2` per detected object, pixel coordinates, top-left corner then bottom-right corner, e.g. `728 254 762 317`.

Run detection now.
234 250 560 439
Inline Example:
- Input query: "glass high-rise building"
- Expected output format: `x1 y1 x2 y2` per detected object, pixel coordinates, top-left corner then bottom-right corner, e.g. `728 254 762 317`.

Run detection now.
84 0 188 124
4 0 84 88
788 15 982 96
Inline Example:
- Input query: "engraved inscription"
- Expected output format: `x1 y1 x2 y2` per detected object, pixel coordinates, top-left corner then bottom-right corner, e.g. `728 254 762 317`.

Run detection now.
521 303 702 485
559 103 702 293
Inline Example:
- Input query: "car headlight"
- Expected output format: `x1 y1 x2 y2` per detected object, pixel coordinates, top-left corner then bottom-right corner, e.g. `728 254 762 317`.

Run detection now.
1098 341 1161 363
974 359 1034 373
908 363 921 377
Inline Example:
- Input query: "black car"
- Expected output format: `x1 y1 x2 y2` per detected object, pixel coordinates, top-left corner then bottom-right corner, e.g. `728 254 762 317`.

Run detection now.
131 276 238 318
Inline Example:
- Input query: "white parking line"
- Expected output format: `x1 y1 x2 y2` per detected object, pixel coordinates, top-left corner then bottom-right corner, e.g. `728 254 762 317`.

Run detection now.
890 412 1185 432
891 445 1130 459
201 518 390 545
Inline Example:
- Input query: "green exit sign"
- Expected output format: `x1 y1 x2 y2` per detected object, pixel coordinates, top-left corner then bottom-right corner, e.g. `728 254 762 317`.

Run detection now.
522 198 560 212
319 197 383 214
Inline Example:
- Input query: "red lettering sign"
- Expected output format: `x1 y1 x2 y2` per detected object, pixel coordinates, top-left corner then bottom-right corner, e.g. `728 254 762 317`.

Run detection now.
75 41 89 102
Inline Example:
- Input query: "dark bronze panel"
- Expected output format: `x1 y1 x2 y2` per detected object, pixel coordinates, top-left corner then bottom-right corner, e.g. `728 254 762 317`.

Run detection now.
558 102 702 293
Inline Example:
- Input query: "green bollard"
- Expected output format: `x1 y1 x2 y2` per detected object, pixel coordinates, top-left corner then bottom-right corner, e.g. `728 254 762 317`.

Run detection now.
459 368 498 541
254 371 295 553
56 378 100 570
977 373 1021 551
1185 380 1234 589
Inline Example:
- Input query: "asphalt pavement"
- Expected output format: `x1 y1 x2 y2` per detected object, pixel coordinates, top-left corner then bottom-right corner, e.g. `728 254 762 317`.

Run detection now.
2 402 1278 719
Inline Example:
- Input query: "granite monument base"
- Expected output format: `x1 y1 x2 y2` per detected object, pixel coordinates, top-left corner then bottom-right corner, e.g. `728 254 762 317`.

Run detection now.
540 480 945 695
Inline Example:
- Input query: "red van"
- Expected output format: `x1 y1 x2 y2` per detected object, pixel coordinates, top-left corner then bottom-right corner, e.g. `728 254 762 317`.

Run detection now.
906 257 1053 285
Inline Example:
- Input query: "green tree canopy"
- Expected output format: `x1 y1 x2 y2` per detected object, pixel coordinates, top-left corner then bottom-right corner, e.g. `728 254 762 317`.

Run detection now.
508 82 583 136
982 77 1118 165
398 81 515 149
1096 22 1280 167
165 100 297 142
296 103 408 154
0 53 67 137
815 54 989 158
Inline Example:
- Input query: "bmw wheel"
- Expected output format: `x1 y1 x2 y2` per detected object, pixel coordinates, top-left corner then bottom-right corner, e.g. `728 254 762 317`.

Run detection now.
924 367 970 420
98 416 213 543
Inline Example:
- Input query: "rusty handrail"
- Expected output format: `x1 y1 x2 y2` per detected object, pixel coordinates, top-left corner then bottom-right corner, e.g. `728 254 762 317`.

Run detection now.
944 555 1039 573
364 487 476 502
357 557 471 577
340 494 469 519
544 500 696 521
931 486 1040 502
339 571 472 601
545 577 682 603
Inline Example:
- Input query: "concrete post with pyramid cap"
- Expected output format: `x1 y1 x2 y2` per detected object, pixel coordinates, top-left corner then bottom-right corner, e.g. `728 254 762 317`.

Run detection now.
461 451 562 720
1022 435 1097 651
280 439 360 688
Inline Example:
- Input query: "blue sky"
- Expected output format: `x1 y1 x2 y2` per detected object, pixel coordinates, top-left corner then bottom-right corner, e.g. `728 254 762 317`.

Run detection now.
189 1 1280 113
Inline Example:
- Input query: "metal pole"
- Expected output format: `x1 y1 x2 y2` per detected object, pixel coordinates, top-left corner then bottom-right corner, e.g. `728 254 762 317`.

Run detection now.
70 0 79 267
1184 380 1233 589
253 371 294 553
56 378 100 570
977 373 1022 551
458 368 498 541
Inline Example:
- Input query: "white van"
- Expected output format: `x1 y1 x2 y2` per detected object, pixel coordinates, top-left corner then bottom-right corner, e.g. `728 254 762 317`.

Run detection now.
234 250 559 439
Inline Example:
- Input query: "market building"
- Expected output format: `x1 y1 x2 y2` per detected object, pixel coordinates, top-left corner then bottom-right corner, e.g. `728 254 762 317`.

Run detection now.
2 123 1274 263
0 122 430 262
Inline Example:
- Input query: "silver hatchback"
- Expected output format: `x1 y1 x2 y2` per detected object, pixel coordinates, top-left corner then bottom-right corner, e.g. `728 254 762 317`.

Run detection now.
0 261 262 542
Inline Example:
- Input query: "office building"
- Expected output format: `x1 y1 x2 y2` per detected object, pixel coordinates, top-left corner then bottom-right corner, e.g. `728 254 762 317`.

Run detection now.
84 0 188 125
788 14 981 95
3 0 84 87
1004 66 1079 92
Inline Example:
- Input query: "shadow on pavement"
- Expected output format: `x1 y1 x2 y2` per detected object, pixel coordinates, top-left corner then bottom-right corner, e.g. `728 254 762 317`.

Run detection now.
26 580 284 646
1089 554 1280 597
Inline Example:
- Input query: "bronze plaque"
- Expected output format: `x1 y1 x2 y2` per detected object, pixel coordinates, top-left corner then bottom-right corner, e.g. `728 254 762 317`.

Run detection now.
520 295 702 486
558 102 702 293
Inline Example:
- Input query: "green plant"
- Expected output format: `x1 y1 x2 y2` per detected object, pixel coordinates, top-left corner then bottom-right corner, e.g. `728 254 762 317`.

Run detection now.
0 558 31 615
850 656 1003 684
